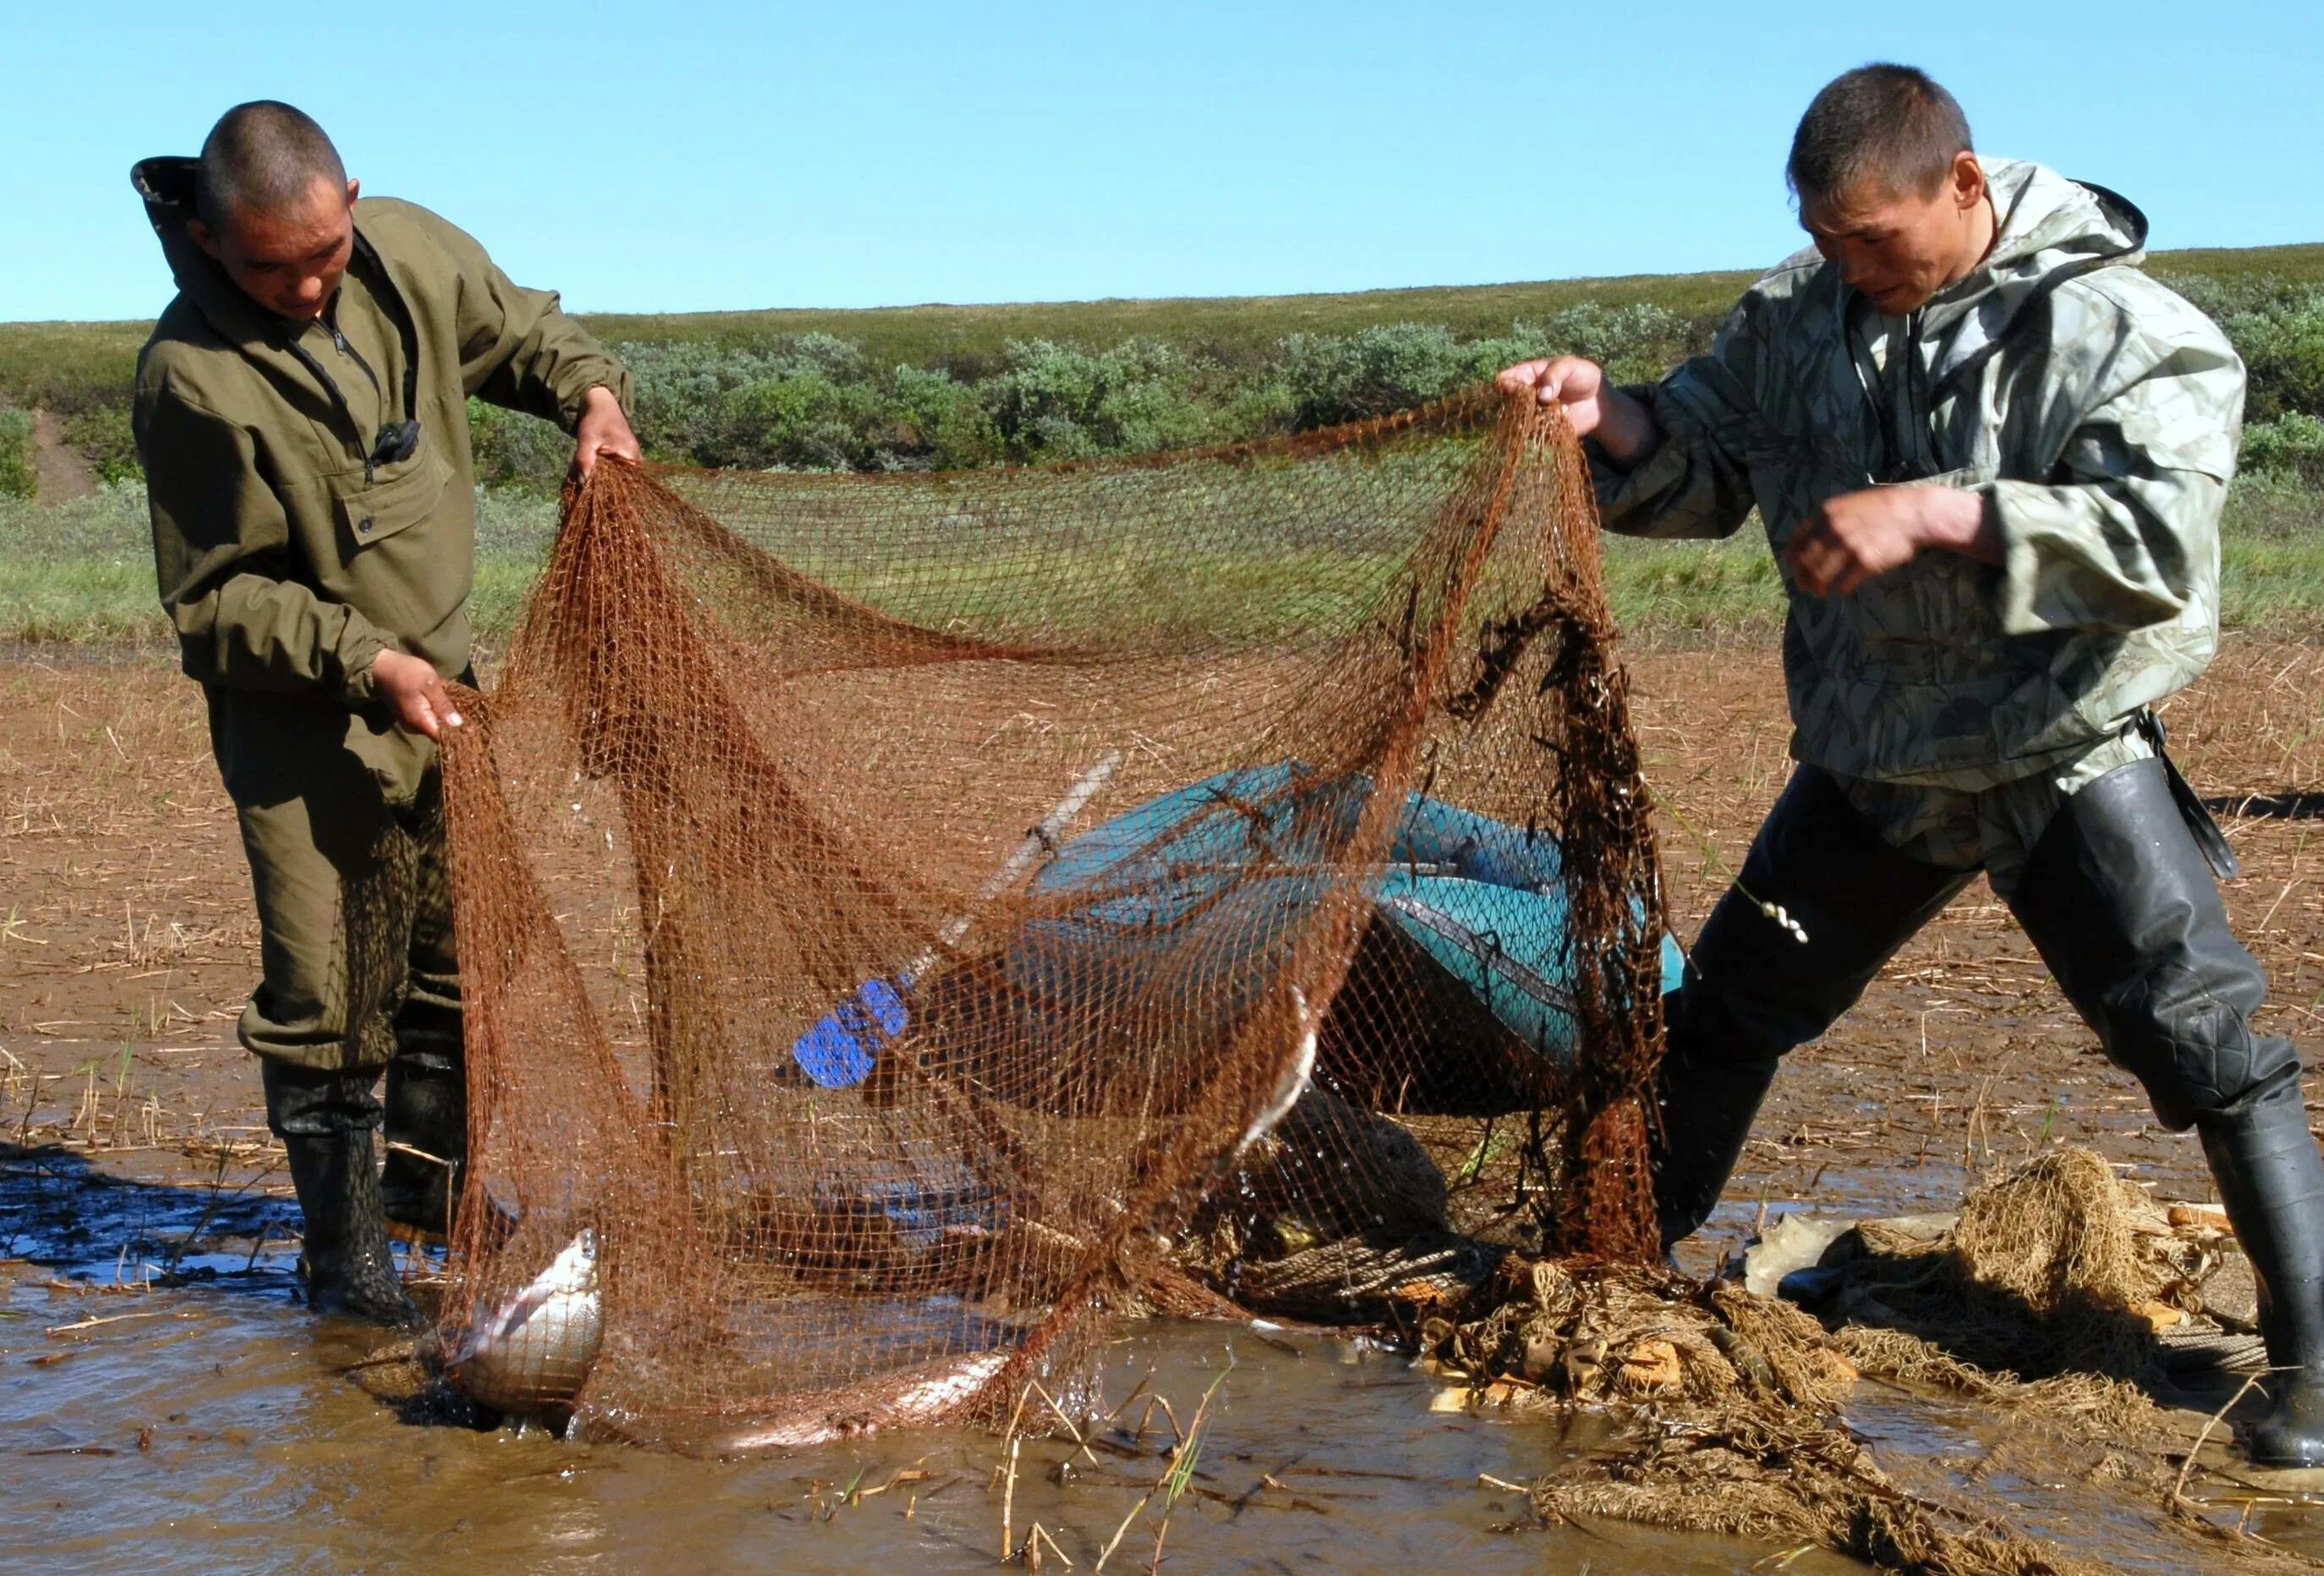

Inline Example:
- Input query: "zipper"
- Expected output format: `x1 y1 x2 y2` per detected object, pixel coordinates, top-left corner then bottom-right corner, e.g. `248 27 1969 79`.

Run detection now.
327 317 386 418
290 300 392 484
283 333 375 485
1841 297 1889 481
318 303 391 483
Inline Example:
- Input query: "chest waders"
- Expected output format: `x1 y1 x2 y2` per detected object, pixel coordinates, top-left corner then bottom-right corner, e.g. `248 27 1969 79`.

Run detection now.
1653 255 2324 1457
1652 754 2324 1465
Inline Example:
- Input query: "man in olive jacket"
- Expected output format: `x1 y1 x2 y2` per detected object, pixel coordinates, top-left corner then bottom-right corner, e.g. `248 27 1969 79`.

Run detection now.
1504 65 2324 1465
132 101 638 1324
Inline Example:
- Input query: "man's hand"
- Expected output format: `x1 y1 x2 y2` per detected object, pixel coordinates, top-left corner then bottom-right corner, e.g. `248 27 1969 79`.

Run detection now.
572 385 641 478
370 650 463 739
1494 355 1661 468
1784 485 1998 597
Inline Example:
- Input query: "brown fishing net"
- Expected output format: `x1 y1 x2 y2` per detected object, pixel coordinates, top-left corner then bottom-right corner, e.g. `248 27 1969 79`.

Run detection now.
412 387 2324 1570
431 388 1672 1450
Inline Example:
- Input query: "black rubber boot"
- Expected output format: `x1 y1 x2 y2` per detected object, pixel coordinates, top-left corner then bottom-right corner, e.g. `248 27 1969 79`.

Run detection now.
263 1063 423 1328
2202 1103 2324 1466
1655 767 1971 1246
2009 757 2321 1466
381 1040 464 1240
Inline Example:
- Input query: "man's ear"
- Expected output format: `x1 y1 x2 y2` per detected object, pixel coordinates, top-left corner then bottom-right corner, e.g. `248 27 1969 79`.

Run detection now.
1950 151 1987 212
345 177 361 207
188 217 219 260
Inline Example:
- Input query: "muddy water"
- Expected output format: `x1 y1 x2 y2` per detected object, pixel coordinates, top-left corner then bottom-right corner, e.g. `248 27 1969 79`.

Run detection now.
2 1149 1873 1574
14 1147 2324 1573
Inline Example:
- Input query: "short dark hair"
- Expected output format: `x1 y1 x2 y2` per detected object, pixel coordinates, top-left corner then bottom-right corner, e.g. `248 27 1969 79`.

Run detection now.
195 101 347 228
1787 65 1972 212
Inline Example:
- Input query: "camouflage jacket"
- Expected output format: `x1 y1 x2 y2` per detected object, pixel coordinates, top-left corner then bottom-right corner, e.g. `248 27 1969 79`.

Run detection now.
1596 159 2245 789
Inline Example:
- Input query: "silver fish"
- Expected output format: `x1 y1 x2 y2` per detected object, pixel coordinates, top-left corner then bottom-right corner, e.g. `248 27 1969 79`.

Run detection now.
1237 985 1319 1156
716 1349 1010 1452
446 1228 602 1416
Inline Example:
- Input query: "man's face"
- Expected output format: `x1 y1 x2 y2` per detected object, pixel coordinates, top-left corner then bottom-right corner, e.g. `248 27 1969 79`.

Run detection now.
189 176 360 323
1801 152 1989 316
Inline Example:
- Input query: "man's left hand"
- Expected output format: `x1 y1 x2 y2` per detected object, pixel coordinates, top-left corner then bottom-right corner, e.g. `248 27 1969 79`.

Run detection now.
573 385 641 477
1785 485 1998 597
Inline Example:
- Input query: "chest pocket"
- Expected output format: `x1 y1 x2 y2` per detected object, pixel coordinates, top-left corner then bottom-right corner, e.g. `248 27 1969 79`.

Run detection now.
333 453 448 552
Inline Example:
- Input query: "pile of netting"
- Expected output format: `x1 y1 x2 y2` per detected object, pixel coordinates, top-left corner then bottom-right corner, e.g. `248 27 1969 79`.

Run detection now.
1418 1148 2321 1575
433 389 1671 1451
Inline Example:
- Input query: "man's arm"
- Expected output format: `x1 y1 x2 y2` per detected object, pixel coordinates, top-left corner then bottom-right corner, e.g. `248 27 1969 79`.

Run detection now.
1496 355 1664 466
1499 293 1768 542
140 384 387 702
1784 485 1998 597
1785 291 2243 623
570 384 638 476
425 212 640 474
1983 336 2242 634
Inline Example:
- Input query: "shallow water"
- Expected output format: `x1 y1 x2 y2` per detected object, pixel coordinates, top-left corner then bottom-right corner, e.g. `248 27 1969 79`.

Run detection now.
8 1275 1844 1573
8 1145 2316 1573
0 1145 1855 1573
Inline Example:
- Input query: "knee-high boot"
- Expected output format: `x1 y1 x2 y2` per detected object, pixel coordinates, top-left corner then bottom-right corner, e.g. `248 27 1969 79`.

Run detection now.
262 1062 422 1328
2011 756 2324 1465
380 1001 465 1239
2201 1100 2324 1465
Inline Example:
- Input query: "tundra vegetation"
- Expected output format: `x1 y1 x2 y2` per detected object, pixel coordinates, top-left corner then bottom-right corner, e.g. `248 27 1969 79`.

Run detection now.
3 244 2320 645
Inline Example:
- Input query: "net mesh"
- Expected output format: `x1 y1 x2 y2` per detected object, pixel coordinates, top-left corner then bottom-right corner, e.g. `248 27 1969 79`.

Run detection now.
433 387 1669 1450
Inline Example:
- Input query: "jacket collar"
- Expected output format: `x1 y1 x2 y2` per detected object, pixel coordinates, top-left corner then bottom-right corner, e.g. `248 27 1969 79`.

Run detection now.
134 156 426 473
134 155 311 352
1914 158 2148 338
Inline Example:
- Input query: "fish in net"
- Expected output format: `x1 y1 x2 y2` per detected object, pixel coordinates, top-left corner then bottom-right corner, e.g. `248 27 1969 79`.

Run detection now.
429 388 1673 1451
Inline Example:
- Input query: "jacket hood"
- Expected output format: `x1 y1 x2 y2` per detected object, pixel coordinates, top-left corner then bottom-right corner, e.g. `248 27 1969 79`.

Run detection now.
1916 158 2149 335
132 154 302 348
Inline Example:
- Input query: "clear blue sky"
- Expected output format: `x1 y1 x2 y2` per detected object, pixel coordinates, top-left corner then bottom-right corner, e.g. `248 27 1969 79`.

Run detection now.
3 1 2316 323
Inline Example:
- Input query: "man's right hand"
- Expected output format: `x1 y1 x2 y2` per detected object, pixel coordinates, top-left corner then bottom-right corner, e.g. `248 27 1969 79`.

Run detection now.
1494 355 1662 470
370 650 462 739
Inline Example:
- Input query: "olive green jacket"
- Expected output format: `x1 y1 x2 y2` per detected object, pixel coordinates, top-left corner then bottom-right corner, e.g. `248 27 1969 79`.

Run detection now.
130 156 632 800
1598 159 2245 790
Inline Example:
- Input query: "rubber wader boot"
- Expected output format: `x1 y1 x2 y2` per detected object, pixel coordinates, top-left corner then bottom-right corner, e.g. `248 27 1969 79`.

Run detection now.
263 1063 423 1328
2009 757 2324 1466
2202 1108 2324 1465
380 1052 464 1240
1654 767 1971 1246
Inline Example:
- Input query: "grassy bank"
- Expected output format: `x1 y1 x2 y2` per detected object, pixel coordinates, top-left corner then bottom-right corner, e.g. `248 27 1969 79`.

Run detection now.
8 472 2316 655
8 241 2316 649
0 487 557 650
6 241 2319 489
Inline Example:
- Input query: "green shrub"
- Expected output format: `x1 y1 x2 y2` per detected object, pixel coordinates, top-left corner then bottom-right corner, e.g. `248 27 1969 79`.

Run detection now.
0 409 34 499
1521 302 1698 386
1273 307 1693 430
1277 323 1498 427
467 399 571 494
619 335 915 470
2228 297 2324 425
60 404 141 486
978 338 1226 461
2240 413 2324 488
2170 276 2324 424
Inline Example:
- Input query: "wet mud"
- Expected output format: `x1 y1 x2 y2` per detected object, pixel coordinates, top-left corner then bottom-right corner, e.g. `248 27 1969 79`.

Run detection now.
6 641 2324 1570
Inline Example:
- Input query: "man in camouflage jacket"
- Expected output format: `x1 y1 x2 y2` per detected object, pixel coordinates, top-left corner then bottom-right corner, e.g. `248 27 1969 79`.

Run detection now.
1503 64 2324 1465
133 102 637 1325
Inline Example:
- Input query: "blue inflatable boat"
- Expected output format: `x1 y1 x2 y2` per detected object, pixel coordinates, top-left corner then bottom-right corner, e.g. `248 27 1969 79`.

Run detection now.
797 761 1680 1116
